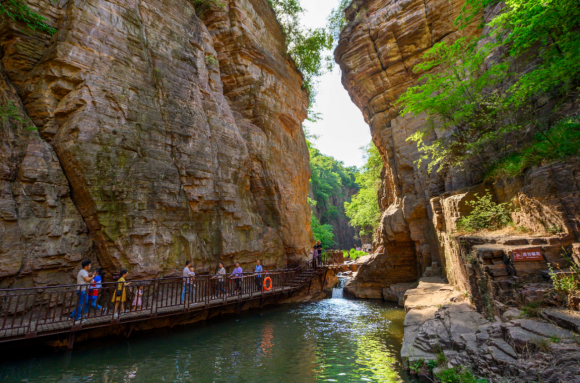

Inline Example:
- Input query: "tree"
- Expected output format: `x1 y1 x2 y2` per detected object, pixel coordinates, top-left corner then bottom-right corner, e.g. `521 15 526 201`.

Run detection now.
344 142 382 237
397 0 580 178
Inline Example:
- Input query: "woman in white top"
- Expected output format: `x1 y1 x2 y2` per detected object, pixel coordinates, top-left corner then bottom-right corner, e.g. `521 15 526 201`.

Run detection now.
212 262 227 298
181 261 194 303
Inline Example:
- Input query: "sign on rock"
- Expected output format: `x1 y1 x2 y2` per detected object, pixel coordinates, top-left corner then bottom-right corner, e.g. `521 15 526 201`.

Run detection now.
512 248 544 262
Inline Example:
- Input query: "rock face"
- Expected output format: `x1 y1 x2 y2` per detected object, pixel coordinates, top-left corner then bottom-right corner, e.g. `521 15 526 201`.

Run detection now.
336 0 476 297
401 278 580 383
0 64 94 288
335 0 580 299
0 0 312 285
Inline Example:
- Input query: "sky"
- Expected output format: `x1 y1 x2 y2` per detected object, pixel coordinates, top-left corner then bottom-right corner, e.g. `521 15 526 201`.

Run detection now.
300 0 372 168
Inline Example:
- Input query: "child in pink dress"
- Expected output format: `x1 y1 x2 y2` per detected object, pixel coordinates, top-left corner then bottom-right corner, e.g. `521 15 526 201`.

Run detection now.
132 285 143 311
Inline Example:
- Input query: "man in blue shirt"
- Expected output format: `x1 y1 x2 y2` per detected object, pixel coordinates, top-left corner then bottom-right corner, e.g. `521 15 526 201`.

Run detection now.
254 260 263 291
230 262 243 293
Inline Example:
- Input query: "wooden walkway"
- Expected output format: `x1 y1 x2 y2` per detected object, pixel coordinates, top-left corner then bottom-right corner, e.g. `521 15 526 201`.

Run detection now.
0 260 330 346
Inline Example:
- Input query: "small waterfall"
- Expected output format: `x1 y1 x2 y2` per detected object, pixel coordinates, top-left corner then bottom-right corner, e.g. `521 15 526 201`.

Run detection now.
331 273 350 299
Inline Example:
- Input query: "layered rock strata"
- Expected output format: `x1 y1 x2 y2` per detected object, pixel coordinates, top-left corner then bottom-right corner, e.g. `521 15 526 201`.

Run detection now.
336 0 580 300
0 0 312 286
336 0 480 297
402 278 580 383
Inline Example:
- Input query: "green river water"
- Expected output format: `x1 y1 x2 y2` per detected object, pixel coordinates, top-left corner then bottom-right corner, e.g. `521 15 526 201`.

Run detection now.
0 280 409 383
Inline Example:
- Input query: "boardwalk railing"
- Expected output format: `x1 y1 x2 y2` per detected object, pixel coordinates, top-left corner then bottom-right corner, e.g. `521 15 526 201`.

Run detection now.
0 259 326 343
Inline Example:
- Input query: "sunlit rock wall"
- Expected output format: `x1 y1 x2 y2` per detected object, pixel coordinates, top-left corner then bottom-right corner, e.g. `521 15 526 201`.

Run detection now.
337 0 580 299
0 0 312 285
336 0 477 298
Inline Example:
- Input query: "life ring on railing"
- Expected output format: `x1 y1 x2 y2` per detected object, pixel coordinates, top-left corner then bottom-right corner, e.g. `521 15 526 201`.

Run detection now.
263 277 272 291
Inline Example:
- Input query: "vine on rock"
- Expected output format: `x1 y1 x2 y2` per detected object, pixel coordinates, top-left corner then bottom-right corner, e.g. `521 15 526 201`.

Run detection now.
0 0 57 35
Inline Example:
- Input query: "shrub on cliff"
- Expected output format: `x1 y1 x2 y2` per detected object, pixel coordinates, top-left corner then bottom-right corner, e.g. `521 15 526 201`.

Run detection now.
268 0 333 117
0 0 56 35
456 192 512 232
397 0 580 178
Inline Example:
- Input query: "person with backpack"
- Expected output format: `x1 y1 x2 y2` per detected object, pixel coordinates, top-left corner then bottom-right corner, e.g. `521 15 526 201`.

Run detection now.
111 270 130 319
86 268 105 315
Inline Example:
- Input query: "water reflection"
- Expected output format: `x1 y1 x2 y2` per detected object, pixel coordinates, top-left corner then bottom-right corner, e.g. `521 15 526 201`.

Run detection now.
0 283 408 383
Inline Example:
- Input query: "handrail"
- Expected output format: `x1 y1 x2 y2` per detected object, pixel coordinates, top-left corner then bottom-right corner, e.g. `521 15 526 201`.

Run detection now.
0 257 327 342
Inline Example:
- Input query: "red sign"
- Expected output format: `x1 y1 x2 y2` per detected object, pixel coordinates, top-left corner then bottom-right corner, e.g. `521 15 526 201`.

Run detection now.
512 248 544 262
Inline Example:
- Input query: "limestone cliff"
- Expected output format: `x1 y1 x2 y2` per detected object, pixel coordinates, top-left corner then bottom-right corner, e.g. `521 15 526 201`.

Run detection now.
0 0 312 286
336 0 580 298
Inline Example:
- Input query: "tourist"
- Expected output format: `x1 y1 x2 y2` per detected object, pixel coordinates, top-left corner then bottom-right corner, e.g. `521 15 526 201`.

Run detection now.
86 268 104 315
70 260 95 322
230 262 243 293
212 262 226 298
188 264 196 302
181 261 194 303
111 270 130 318
131 285 143 312
312 243 318 270
254 260 263 291
316 241 323 268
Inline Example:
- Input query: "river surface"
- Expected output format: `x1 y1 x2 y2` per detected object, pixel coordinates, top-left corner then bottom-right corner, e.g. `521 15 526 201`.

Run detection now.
0 280 409 383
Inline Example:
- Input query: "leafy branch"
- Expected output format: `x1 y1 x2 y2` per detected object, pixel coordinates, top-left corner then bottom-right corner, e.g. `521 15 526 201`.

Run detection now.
0 0 57 35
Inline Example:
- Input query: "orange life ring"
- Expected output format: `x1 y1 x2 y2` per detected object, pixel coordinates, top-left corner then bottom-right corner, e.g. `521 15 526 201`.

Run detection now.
263 277 272 291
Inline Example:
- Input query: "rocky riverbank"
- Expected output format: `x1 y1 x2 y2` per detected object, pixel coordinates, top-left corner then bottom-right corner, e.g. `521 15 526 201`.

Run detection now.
399 277 580 382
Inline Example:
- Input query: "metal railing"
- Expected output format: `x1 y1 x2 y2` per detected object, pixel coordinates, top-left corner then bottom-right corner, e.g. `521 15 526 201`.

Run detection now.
0 258 325 342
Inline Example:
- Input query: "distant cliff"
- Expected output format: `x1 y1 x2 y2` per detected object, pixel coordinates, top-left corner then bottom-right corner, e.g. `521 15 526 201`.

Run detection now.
0 0 312 287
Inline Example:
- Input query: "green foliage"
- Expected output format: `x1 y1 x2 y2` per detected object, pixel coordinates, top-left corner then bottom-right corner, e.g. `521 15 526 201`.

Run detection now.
310 212 335 249
409 358 424 373
327 0 350 42
436 352 447 366
436 366 487 383
307 139 358 248
397 0 580 178
0 0 57 35
189 0 224 16
308 139 357 218
427 359 438 372
344 142 382 237
486 116 580 180
548 252 580 305
0 100 37 131
456 192 512 232
268 0 333 117
343 248 366 260
205 54 219 67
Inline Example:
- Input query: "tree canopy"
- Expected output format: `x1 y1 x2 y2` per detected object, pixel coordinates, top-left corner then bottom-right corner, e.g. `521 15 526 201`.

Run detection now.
344 142 382 237
397 0 580 177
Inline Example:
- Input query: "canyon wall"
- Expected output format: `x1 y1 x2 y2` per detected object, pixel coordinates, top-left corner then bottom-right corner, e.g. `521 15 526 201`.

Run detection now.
0 0 312 287
311 184 360 250
336 0 580 298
